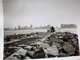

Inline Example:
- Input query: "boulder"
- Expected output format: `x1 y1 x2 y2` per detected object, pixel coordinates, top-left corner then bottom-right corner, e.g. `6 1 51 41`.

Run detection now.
58 53 69 57
62 42 75 55
40 43 50 48
14 48 28 57
24 45 32 50
52 42 62 50
47 45 59 56
33 48 45 58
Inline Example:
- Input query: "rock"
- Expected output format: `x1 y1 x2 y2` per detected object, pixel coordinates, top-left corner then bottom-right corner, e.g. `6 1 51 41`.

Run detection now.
58 53 69 57
28 51 35 56
71 39 78 45
52 42 62 50
12 48 28 60
62 42 75 55
17 48 28 56
40 43 50 48
47 45 59 56
33 48 45 58
18 44 27 48
24 46 32 50
52 38 64 44
34 42 42 45
24 57 30 60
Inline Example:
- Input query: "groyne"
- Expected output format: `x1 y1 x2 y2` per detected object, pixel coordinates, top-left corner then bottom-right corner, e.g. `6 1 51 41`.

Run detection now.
4 31 79 60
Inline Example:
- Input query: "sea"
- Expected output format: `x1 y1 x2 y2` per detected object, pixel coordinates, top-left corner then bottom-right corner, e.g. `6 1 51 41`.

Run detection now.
4 29 47 36
4 28 77 36
56 28 77 34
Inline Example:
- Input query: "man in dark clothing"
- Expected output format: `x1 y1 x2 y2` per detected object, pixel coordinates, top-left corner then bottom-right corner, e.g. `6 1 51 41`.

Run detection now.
50 26 55 32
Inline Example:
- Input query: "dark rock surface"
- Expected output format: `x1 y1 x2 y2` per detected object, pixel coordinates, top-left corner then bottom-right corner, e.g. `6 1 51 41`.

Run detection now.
48 32 79 57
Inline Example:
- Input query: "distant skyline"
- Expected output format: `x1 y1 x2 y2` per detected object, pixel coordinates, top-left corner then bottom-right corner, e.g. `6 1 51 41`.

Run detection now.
4 24 51 28
3 0 78 28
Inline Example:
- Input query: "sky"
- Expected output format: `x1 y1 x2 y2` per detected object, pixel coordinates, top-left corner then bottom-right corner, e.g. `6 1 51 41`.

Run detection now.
3 0 79 28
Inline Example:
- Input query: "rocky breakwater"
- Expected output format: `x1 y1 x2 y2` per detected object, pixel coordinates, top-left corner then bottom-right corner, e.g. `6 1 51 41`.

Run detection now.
4 32 79 60
48 32 79 57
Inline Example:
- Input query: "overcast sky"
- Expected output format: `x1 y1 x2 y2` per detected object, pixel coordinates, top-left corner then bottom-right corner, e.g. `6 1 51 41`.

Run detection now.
3 0 79 28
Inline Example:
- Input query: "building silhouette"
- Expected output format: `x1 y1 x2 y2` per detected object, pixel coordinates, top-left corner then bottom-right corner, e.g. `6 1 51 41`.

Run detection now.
61 24 77 28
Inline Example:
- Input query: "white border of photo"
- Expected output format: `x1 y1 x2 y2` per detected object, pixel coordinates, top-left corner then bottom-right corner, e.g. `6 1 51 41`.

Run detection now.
0 0 4 60
0 0 80 60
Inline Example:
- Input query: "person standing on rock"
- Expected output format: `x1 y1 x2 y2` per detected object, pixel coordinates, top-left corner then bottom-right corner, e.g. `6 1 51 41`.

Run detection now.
50 26 55 32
